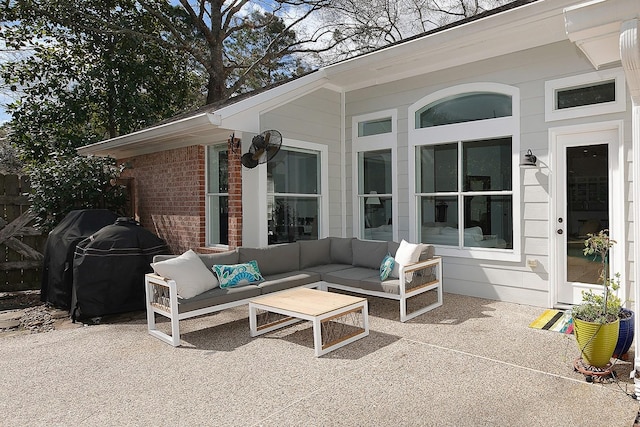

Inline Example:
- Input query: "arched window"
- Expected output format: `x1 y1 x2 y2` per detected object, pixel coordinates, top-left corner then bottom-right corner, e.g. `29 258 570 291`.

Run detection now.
415 92 512 128
409 83 520 261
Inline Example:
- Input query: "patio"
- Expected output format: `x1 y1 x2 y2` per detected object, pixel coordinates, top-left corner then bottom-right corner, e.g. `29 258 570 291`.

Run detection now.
1 292 638 426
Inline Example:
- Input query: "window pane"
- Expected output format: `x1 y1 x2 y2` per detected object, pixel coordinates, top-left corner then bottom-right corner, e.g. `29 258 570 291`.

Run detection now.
418 144 457 192
359 150 392 194
418 196 459 246
207 146 228 193
463 195 512 249
557 80 615 110
463 138 512 191
363 195 392 241
268 196 318 244
416 92 512 128
208 195 228 245
268 149 319 194
358 118 392 137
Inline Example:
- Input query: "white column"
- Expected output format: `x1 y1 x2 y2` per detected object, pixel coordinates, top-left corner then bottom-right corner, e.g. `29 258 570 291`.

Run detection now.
620 19 640 396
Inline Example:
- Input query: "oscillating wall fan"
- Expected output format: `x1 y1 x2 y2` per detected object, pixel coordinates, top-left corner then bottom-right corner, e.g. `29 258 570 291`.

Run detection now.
241 130 283 169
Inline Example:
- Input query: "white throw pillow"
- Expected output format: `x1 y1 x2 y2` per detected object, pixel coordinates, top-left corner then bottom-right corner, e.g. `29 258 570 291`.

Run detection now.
391 239 423 279
151 249 218 299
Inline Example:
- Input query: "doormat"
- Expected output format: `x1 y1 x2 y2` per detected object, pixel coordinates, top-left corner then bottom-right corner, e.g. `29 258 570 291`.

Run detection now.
529 309 573 334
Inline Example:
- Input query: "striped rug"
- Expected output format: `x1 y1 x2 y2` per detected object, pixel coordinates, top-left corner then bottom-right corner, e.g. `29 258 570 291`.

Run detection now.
529 309 573 334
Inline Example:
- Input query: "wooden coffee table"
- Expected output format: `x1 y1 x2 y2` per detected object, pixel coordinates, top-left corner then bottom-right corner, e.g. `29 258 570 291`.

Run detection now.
249 287 369 357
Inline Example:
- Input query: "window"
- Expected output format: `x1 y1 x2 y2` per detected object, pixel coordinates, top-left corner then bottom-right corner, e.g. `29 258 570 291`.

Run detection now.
416 138 513 249
358 150 393 241
409 83 520 260
267 147 320 244
358 117 392 137
545 69 626 122
415 92 512 128
206 145 228 246
353 110 397 241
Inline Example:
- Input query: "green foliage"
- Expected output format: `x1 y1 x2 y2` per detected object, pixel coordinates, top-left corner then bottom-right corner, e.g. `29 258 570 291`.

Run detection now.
572 230 621 324
2 1 205 163
27 154 128 231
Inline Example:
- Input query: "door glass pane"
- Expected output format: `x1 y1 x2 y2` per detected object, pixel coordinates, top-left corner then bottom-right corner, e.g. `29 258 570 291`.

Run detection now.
418 144 457 192
566 144 608 283
208 195 228 245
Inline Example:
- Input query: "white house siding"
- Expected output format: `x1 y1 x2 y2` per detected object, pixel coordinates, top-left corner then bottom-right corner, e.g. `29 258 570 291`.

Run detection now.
342 40 633 307
260 87 344 238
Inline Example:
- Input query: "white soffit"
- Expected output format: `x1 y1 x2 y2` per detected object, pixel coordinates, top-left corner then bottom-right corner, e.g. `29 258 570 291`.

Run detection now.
564 0 640 69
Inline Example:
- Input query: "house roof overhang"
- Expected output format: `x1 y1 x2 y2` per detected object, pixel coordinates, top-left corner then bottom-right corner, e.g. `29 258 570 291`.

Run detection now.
564 0 640 71
79 0 626 158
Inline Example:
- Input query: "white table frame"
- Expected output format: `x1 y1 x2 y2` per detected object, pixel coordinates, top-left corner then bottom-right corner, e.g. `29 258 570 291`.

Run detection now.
249 288 369 357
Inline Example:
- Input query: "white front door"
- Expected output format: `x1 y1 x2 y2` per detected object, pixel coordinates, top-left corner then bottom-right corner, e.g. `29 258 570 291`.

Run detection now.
553 125 622 306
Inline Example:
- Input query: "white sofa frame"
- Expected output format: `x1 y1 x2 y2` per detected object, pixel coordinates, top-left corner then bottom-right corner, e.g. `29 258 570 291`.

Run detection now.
144 256 442 346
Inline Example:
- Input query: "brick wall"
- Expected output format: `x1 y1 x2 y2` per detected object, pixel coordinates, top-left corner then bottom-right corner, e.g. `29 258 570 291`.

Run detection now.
228 138 242 248
121 146 206 254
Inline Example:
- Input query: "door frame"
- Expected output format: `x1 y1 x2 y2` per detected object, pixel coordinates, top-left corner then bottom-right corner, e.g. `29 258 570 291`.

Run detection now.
549 120 626 308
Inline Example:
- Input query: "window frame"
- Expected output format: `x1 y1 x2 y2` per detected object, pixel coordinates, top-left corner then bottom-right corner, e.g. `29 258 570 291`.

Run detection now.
408 83 521 261
266 144 323 244
205 144 230 248
545 69 626 122
352 109 398 241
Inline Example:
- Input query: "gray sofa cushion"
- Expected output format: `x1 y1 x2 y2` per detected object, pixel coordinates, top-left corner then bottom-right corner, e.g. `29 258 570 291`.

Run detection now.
302 264 353 275
352 239 388 269
322 267 379 288
356 276 401 295
239 243 300 276
198 250 240 270
177 284 261 313
299 238 331 269
388 241 400 257
152 250 240 272
419 244 435 261
257 271 322 294
330 237 354 264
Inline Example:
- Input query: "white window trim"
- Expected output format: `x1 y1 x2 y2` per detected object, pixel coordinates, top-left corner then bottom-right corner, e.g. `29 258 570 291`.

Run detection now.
264 139 329 244
545 68 626 122
352 109 398 241
408 83 521 262
205 143 230 249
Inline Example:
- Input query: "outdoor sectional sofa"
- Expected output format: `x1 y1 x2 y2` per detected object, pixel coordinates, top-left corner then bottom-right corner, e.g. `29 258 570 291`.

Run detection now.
145 237 443 346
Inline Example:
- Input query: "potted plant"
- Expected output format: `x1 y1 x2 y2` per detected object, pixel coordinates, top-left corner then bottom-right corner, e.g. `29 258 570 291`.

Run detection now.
571 230 620 367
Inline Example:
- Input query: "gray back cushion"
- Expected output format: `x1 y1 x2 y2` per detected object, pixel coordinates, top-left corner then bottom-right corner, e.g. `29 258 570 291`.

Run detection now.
330 237 354 264
239 243 300 276
419 244 435 261
198 250 240 270
352 239 389 269
387 241 400 257
299 238 331 269
153 250 239 271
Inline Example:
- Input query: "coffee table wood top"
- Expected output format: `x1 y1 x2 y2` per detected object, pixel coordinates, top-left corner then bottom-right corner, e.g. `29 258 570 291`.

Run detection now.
251 288 366 317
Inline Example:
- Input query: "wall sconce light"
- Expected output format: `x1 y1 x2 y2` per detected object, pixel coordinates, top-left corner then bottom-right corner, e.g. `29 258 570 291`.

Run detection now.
520 149 537 168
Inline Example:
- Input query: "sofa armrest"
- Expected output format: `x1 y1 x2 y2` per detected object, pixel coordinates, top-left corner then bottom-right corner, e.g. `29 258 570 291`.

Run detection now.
398 256 441 294
145 273 179 314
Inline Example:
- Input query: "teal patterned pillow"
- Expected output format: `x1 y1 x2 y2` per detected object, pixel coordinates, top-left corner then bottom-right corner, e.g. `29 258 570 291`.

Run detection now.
213 260 264 288
379 253 395 281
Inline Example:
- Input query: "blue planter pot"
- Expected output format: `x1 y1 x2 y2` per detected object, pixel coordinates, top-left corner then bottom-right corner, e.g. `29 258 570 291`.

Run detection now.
614 308 635 360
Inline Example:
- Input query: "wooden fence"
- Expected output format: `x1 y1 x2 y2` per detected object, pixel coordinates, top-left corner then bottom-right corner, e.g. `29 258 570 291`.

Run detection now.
0 174 46 292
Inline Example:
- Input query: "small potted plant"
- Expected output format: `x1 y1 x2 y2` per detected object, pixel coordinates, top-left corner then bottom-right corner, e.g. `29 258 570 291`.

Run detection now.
571 229 620 367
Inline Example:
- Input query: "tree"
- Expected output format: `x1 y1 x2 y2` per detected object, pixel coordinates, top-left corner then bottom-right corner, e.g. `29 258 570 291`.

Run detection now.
319 0 518 61
2 2 205 162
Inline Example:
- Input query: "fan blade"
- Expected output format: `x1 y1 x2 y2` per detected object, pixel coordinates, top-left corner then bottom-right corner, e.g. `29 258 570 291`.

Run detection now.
264 132 271 145
251 148 266 161
241 152 259 168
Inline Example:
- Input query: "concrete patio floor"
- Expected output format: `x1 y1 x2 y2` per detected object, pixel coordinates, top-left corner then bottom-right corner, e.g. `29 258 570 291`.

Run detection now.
1 292 639 426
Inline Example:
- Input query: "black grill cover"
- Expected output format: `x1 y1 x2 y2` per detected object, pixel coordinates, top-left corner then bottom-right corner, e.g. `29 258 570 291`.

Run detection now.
41 210 120 309
71 217 169 319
